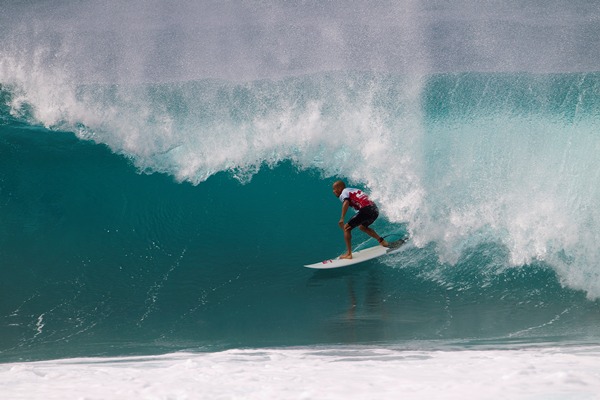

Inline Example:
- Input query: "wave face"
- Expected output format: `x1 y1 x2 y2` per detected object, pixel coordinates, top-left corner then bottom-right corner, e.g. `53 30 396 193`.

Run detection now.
2 72 600 362
1 1 600 362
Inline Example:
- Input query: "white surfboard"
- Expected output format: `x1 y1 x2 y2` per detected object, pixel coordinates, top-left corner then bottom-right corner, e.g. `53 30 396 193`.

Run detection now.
304 239 407 269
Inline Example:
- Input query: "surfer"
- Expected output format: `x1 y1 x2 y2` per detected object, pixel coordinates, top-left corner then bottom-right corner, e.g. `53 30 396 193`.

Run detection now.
332 180 389 259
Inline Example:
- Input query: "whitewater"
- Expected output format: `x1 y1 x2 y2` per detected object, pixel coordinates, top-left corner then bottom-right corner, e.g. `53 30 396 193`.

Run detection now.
1 0 600 399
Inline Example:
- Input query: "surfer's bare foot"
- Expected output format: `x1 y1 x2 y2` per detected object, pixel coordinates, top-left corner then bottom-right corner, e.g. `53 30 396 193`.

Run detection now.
380 239 390 247
340 253 353 259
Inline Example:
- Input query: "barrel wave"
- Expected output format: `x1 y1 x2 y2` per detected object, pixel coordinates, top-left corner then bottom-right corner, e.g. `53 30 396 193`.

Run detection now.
1 0 600 364
2 72 600 362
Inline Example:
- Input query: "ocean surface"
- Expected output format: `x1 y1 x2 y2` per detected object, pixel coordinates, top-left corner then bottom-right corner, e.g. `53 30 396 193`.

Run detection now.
1 1 600 398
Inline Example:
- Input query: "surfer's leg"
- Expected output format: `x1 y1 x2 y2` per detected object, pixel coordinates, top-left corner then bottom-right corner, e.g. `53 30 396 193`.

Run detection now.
359 225 389 247
340 224 353 259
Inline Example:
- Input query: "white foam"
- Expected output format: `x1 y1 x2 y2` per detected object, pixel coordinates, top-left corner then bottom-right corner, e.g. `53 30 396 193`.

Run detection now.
1 346 599 400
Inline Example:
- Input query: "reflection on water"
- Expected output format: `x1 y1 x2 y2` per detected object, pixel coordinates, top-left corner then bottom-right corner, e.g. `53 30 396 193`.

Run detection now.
306 255 600 347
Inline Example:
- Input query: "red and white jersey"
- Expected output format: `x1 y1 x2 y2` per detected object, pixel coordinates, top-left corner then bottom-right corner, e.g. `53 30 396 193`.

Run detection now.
339 188 375 210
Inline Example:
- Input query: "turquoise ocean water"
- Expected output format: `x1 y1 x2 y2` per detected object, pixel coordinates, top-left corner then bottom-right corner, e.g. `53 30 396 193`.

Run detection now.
1 1 600 366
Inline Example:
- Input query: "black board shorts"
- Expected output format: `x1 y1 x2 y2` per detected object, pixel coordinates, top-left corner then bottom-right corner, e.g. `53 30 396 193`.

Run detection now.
347 205 379 229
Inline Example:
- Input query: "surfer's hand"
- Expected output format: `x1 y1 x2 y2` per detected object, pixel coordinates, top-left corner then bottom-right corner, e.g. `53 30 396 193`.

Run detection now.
338 220 345 229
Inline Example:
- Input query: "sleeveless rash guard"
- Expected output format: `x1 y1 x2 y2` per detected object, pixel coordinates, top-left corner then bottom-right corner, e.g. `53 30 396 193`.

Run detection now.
338 188 375 210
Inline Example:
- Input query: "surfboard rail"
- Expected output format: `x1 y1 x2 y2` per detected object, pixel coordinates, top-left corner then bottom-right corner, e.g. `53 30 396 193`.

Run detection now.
304 239 406 269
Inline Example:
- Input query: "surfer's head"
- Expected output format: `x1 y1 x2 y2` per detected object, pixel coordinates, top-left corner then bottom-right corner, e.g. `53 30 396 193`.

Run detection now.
332 180 346 197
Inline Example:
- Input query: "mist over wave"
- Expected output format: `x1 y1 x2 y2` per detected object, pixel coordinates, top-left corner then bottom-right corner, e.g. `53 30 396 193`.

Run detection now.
2 0 599 84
